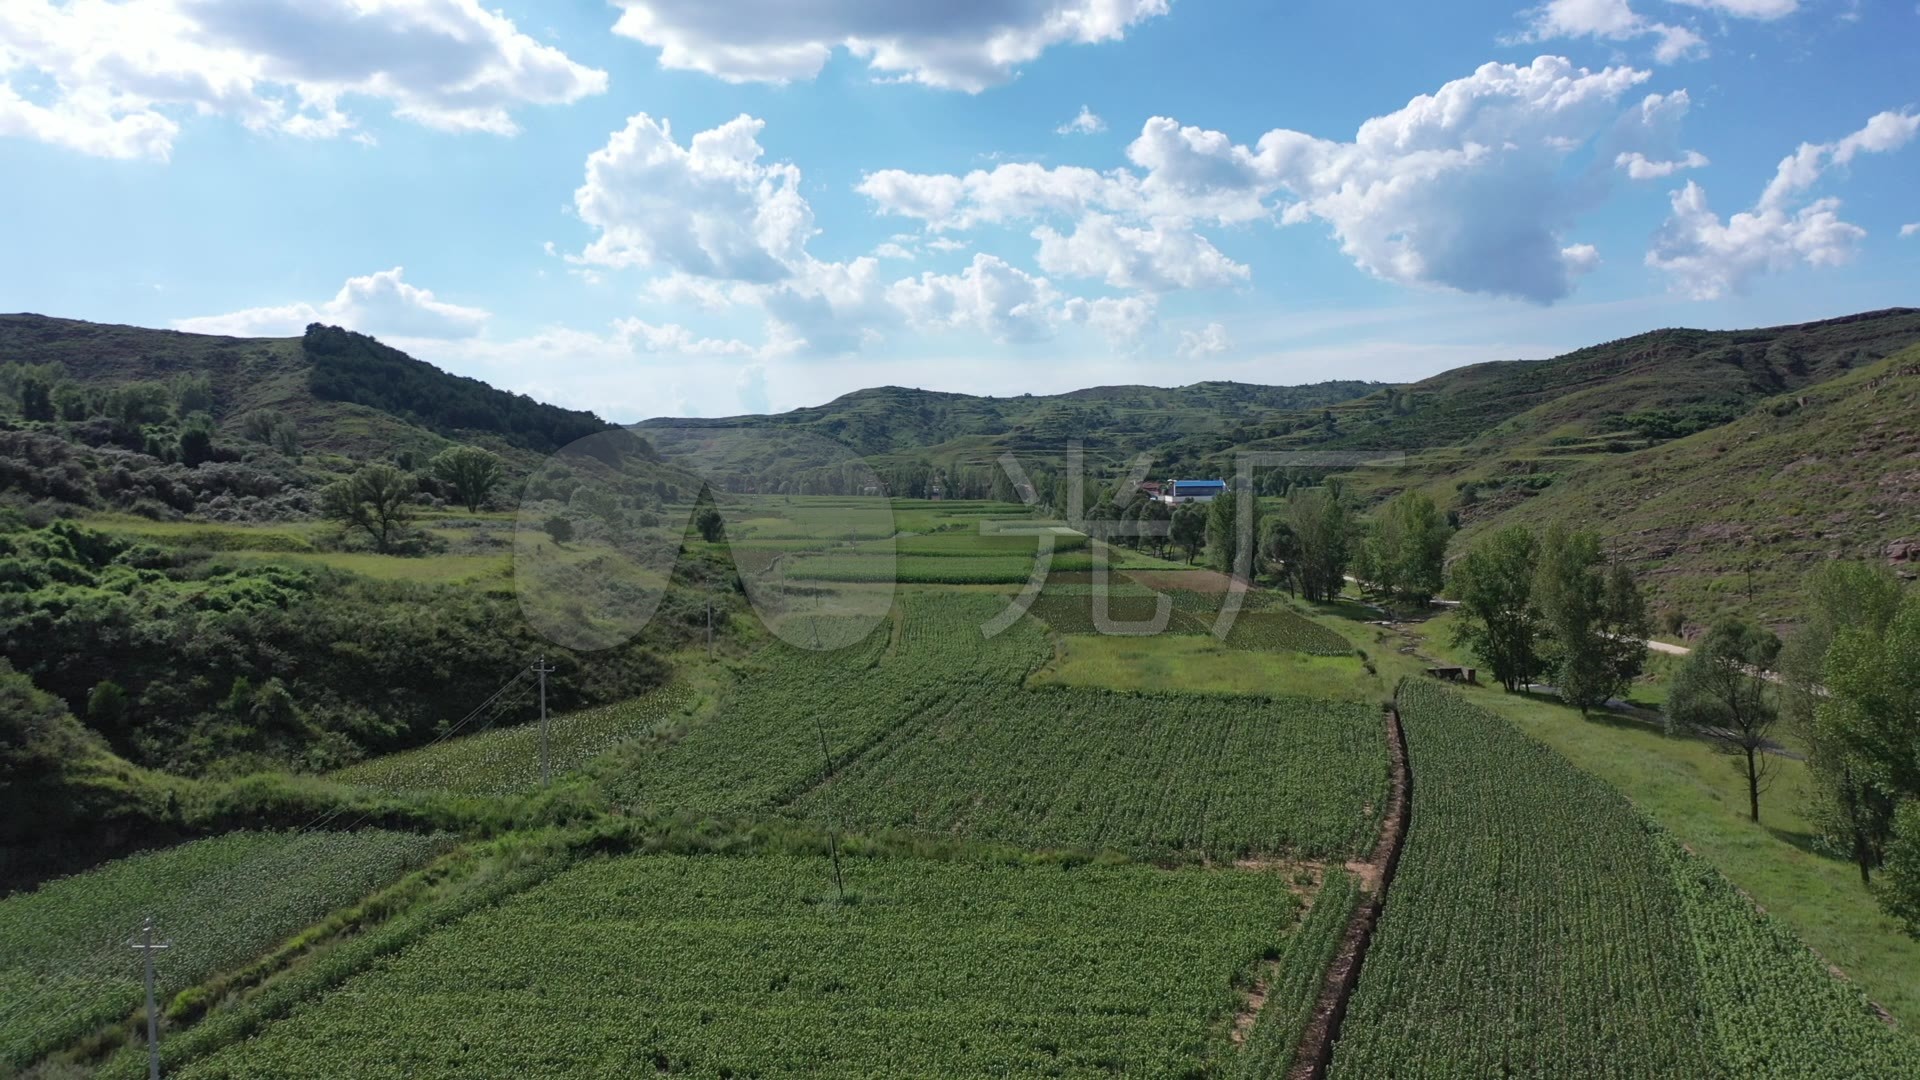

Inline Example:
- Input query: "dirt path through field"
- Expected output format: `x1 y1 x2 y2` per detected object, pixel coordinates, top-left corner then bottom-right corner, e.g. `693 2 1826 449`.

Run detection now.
1284 703 1411 1080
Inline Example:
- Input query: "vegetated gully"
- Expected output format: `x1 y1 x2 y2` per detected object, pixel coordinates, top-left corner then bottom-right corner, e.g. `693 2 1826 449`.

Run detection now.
1287 700 1412 1080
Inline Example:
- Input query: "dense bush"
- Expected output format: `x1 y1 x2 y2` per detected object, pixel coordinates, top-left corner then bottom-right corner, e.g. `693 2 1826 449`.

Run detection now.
0 521 672 774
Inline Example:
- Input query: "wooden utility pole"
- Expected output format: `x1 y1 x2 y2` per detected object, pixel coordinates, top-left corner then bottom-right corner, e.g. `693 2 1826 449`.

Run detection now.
130 917 170 1080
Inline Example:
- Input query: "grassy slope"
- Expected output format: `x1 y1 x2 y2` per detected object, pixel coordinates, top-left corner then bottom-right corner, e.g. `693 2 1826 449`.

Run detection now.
1463 345 1920 630
1390 608 1920 1024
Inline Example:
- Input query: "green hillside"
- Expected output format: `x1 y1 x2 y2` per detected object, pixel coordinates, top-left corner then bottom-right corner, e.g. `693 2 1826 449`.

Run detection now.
639 378 1381 492
1463 344 1920 633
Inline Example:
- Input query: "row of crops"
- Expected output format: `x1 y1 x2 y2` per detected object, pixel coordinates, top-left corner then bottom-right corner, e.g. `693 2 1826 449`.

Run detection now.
0 830 447 1070
328 684 696 795
607 596 1386 862
172 852 1301 1079
1234 870 1362 1079
1022 589 1353 656
1331 679 1916 1077
796 681 1385 859
782 553 1098 584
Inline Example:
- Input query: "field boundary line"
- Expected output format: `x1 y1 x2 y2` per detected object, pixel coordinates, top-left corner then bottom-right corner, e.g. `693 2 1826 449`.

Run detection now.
1285 698 1411 1080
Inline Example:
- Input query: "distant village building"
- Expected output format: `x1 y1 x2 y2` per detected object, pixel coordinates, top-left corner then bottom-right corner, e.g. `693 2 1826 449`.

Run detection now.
1159 479 1228 505
1136 481 1164 500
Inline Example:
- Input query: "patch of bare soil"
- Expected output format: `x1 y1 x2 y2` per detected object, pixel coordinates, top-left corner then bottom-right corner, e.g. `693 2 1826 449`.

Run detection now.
1122 567 1235 593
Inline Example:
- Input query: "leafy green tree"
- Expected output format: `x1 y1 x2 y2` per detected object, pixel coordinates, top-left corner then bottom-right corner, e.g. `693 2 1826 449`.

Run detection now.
1205 490 1260 579
1370 490 1451 607
170 373 215 417
51 380 89 421
1260 517 1301 594
1879 802 1920 935
1785 562 1904 883
321 464 415 553
1286 486 1350 602
1820 592 1920 896
1598 562 1652 699
543 514 574 544
1141 499 1172 558
178 421 215 467
430 446 504 512
1671 618 1782 823
1535 523 1613 712
108 382 172 426
1449 525 1544 692
1171 503 1207 564
695 506 725 543
85 679 130 738
19 371 54 421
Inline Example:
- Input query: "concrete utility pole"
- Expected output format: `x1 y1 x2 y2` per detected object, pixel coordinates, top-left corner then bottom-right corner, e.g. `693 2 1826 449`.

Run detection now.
813 716 846 902
534 658 556 787
130 916 170 1080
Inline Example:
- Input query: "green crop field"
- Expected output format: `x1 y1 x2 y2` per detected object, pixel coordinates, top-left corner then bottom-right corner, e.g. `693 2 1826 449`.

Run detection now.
782 553 1097 583
174 852 1301 1079
798 680 1385 859
330 684 697 795
1331 679 1913 1077
0 830 447 1070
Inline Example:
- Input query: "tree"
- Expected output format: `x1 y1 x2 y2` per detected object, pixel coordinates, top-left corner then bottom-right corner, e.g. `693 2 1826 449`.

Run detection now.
19 372 53 421
321 464 415 553
51 380 89 421
991 469 1017 504
1879 802 1920 935
1670 617 1782 823
1206 490 1260 579
1449 525 1544 692
1369 491 1451 607
694 506 725 543
1287 486 1350 602
430 446 504 512
170 373 215 417
1785 562 1904 883
1534 523 1613 712
1260 518 1301 594
1819 591 1920 894
178 420 215 467
543 514 575 544
1171 503 1207 564
1141 499 1172 559
1598 562 1652 700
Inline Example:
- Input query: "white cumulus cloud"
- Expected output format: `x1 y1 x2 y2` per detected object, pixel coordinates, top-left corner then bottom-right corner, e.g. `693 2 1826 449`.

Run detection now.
172 267 489 338
572 113 814 283
1033 214 1249 292
1057 104 1106 135
1512 0 1706 63
1900 223 1919 238
862 57 1675 303
0 0 606 160
886 254 1064 344
1063 294 1157 350
1647 109 1919 298
1616 149 1709 178
1176 322 1231 360
606 0 1169 92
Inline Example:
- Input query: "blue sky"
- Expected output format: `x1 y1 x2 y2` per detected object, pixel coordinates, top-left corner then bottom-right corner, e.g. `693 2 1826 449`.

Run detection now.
1 0 1915 421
